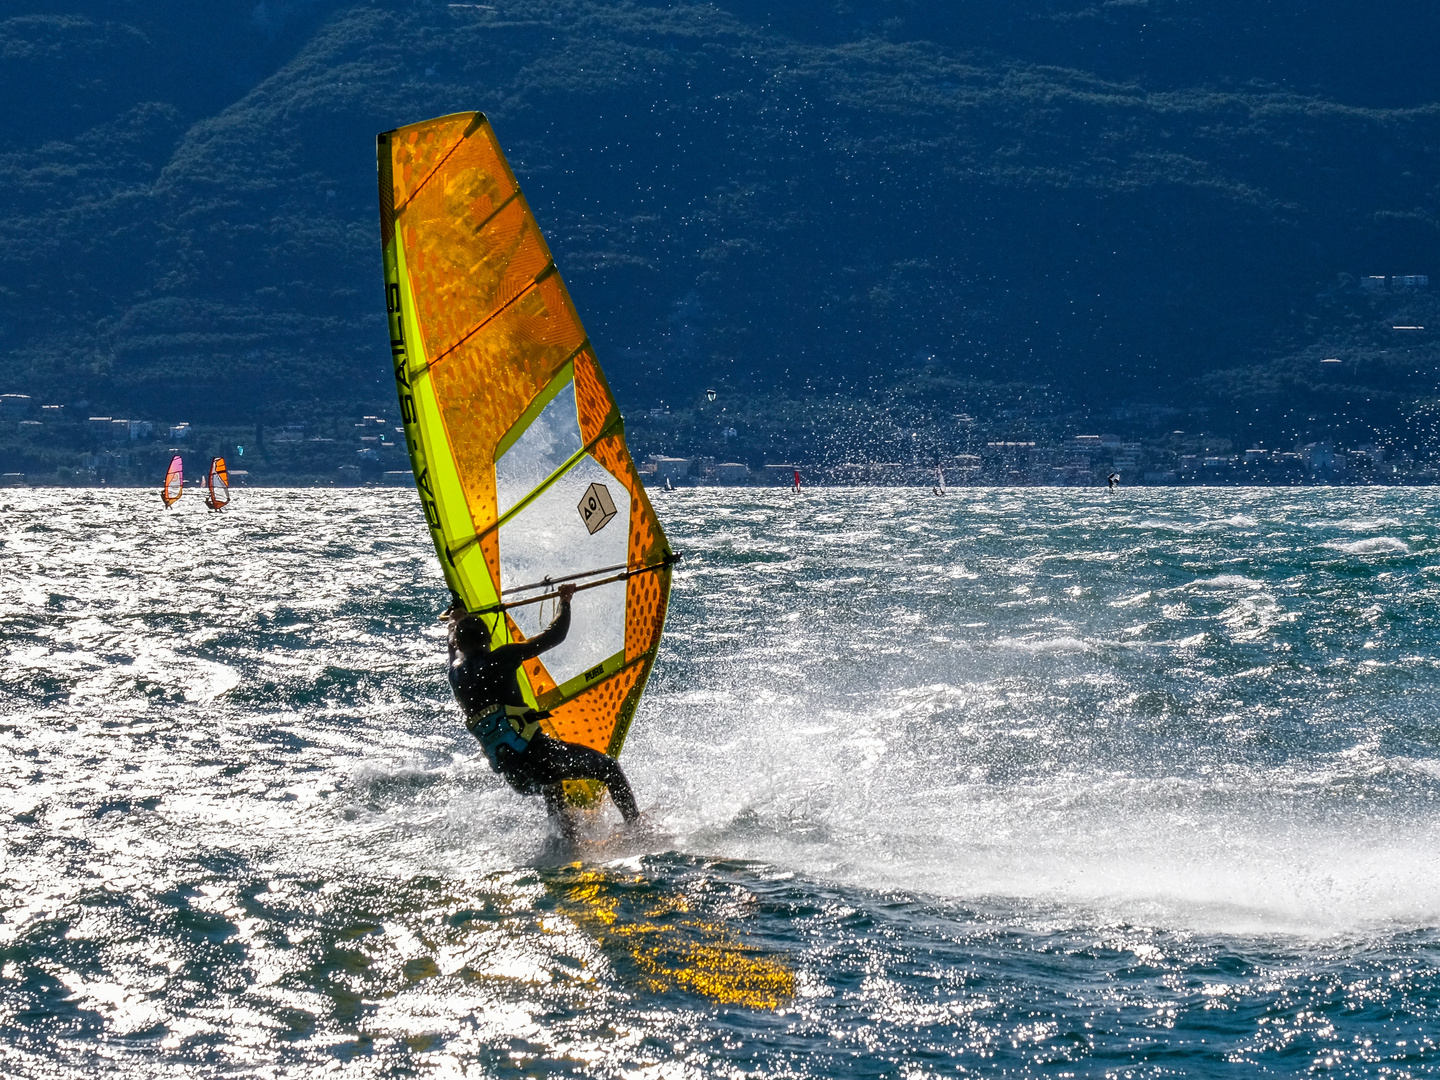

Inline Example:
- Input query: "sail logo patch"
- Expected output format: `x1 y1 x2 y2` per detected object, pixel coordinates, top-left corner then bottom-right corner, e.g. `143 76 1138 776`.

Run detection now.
578 482 618 534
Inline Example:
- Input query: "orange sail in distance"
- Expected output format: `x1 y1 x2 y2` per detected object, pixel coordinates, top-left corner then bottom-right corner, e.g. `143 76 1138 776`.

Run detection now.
161 455 184 507
205 457 231 510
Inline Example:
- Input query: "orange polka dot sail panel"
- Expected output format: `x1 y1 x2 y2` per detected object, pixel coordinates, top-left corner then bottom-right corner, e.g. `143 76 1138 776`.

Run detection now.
378 112 676 766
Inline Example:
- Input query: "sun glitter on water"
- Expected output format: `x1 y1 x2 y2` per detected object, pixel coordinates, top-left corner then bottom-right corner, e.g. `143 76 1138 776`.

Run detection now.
556 865 794 1009
6 487 1440 1078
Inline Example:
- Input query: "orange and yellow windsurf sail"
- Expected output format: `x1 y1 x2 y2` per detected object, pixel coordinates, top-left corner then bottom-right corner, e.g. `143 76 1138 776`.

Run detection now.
161 455 184 507
377 112 674 763
205 457 230 510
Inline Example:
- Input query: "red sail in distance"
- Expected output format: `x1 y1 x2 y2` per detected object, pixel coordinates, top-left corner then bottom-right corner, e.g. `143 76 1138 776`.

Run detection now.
161 455 184 507
205 457 231 511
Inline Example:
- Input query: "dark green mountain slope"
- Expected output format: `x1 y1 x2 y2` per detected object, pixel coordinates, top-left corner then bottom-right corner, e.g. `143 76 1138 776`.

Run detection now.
1 0 1436 464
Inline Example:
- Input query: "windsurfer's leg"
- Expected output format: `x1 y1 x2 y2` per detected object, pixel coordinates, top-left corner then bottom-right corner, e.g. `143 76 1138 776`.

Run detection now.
589 757 640 822
522 735 640 822
543 784 578 841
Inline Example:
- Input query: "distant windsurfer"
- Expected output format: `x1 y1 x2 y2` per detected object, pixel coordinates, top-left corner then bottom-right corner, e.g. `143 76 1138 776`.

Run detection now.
445 586 641 840
1108 472 1120 492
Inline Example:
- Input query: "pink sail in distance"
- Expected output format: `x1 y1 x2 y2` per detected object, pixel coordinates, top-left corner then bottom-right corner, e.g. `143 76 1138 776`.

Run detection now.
161 455 184 507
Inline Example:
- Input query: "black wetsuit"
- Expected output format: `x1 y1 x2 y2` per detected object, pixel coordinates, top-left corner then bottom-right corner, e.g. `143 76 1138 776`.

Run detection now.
448 600 639 825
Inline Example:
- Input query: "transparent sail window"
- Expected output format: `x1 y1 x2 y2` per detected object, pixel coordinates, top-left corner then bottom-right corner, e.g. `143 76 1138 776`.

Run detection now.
495 380 582 518
498 455 631 686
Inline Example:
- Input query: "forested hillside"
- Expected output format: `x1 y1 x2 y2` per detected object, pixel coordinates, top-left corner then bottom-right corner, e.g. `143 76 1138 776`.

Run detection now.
2 0 1437 470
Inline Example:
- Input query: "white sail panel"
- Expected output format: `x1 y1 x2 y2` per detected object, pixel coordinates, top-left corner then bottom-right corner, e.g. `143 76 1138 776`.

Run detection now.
495 379 583 517
498 454 631 685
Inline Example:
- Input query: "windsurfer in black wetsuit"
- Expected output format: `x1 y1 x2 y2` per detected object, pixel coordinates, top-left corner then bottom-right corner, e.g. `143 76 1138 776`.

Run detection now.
446 586 640 839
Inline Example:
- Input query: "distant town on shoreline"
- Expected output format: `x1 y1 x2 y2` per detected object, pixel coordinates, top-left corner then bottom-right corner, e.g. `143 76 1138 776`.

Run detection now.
0 391 1429 490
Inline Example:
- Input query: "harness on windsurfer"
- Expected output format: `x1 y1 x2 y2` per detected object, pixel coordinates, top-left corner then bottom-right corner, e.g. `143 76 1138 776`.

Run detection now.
446 584 640 837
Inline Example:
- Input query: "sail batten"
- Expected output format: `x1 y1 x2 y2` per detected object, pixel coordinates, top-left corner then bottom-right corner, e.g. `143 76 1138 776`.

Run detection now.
378 112 674 761
426 262 561 373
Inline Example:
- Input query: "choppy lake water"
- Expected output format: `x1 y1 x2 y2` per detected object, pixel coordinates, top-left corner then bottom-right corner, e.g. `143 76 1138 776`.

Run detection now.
3 486 1440 1077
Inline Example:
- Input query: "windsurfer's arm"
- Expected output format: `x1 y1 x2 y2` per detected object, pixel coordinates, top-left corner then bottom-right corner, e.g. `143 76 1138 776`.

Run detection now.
444 595 467 664
526 585 574 656
496 585 574 664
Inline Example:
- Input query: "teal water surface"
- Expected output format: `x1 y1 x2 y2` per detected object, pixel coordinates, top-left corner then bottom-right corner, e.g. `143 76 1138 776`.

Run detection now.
2 487 1440 1077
